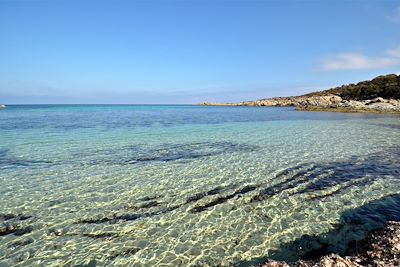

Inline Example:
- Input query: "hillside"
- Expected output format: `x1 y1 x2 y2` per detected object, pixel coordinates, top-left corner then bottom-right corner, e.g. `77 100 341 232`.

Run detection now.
304 74 400 100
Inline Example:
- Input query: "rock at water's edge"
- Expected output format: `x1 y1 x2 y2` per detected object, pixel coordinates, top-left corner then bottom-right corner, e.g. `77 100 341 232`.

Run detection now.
200 96 400 113
259 221 400 267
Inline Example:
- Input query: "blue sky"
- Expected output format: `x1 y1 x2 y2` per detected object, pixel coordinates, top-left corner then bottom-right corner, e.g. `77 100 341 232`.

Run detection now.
0 0 399 104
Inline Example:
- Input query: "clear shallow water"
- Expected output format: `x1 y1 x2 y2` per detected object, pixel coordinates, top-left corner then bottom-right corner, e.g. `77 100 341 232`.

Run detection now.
0 105 399 266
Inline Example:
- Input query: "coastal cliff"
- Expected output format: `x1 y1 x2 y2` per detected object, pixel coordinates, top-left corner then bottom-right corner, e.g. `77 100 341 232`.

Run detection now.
201 74 400 113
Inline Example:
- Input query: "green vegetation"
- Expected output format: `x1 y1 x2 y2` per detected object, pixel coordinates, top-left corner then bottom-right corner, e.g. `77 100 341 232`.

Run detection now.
304 74 400 100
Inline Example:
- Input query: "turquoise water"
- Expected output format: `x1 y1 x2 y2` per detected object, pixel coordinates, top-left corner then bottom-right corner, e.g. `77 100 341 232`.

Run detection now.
0 105 399 266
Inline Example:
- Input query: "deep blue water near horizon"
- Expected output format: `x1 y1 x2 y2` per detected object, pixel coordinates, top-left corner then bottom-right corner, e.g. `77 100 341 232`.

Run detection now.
0 105 399 266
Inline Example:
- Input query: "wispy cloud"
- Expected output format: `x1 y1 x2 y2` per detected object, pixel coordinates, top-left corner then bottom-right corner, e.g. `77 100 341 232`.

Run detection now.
319 47 400 71
386 47 400 57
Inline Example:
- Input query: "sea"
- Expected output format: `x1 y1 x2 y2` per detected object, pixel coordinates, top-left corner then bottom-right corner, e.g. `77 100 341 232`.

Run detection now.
0 105 399 266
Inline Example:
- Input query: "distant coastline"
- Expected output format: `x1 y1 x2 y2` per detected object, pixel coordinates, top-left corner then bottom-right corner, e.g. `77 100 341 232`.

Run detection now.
201 74 400 114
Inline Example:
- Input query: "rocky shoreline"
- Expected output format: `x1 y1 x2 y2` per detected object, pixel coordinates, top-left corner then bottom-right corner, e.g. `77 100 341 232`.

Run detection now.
260 221 400 267
296 96 400 114
200 74 400 114
200 95 400 114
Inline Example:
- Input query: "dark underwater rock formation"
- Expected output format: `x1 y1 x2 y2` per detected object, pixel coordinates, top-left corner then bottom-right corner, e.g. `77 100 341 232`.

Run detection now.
0 213 34 237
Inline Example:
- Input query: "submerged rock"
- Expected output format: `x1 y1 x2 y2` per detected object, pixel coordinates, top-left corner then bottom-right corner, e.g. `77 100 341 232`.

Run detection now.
0 223 33 237
259 221 400 267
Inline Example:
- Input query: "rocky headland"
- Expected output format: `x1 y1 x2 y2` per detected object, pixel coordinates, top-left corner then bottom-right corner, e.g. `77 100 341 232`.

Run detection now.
260 221 400 267
201 74 400 114
0 104 6 109
296 96 400 113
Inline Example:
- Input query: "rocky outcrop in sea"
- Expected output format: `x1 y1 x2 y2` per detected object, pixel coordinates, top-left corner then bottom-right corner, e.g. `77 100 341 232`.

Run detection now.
260 221 400 267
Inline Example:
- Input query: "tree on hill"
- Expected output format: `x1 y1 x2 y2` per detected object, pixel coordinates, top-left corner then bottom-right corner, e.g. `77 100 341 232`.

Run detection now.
304 74 400 100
